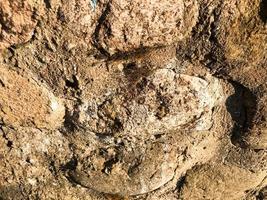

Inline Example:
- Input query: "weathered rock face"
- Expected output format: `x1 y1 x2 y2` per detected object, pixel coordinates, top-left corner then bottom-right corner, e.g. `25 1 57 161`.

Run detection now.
181 163 267 200
0 0 266 199
96 0 199 55
68 60 231 196
0 67 65 129
0 0 38 49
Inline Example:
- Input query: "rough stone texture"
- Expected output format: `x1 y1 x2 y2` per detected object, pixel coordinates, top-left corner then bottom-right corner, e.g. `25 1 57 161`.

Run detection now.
0 0 39 49
181 163 266 200
96 0 199 55
0 0 266 199
68 63 231 196
0 67 65 129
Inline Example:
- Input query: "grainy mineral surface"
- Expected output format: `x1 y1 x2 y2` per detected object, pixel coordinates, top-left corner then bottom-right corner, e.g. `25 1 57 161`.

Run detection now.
0 0 266 199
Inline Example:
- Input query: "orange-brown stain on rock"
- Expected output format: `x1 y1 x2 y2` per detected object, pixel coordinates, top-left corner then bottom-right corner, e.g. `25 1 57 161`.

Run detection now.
0 67 65 129
0 0 39 49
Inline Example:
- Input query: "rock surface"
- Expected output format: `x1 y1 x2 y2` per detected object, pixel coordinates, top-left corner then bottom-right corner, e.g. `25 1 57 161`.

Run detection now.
0 0 39 49
0 0 266 199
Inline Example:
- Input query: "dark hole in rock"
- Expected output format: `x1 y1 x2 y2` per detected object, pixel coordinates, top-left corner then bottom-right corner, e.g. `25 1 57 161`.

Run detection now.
65 75 79 90
63 109 77 132
259 0 267 23
226 81 257 148
7 141 13 148
61 158 78 171
101 157 119 175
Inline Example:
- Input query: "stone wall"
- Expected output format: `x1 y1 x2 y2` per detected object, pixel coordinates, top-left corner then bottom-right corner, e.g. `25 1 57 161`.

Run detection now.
0 0 266 199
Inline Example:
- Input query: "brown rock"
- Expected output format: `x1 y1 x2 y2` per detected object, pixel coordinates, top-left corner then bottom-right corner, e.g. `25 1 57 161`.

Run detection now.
0 0 266 199
181 164 266 200
0 67 65 129
97 0 199 55
0 0 37 49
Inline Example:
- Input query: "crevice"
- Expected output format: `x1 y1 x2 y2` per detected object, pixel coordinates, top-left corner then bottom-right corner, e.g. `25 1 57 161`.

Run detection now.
256 193 265 200
175 175 186 198
259 0 267 23
0 14 12 33
208 7 221 45
65 75 79 90
61 158 78 171
256 185 267 200
0 79 5 87
63 108 78 133
61 158 82 186
93 2 112 57
48 160 58 177
57 7 66 22
44 0 51 9
101 156 119 175
6 141 13 148
226 80 257 148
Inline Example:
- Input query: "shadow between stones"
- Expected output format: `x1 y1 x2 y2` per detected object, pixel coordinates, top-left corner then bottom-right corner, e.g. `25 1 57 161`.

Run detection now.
259 0 267 23
226 81 257 148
